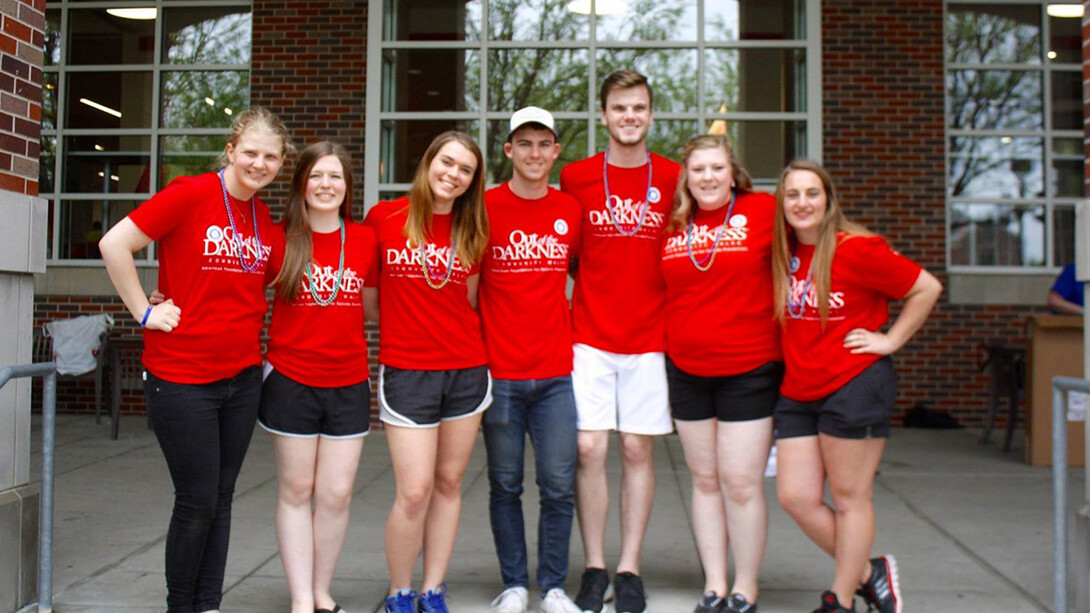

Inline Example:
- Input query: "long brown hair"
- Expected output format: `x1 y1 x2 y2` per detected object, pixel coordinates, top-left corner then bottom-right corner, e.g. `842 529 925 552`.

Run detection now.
403 131 489 267
667 134 753 233
772 159 873 327
274 141 354 302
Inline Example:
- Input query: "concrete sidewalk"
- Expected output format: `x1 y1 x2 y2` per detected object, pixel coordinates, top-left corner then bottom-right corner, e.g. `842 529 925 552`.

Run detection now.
26 415 1081 612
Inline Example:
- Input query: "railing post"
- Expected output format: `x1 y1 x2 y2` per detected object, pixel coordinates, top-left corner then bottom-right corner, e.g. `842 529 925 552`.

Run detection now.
1054 383 1069 613
38 370 55 613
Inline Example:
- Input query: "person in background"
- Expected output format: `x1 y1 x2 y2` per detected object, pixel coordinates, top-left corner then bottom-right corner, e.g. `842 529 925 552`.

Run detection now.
1047 262 1084 315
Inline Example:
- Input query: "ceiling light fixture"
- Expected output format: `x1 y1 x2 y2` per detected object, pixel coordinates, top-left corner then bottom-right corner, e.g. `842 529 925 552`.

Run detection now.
1047 4 1084 18
79 98 122 118
106 8 157 20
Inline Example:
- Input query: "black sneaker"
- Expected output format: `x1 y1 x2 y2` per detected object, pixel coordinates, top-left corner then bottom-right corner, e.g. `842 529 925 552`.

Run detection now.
857 555 901 613
693 591 725 613
725 592 757 612
811 591 855 613
574 568 610 613
613 572 647 613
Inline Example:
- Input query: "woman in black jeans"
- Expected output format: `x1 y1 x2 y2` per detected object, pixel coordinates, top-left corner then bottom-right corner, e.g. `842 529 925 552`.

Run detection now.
99 107 291 613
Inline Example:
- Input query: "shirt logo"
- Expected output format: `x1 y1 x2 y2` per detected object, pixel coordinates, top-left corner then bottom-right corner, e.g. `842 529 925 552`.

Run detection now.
554 219 569 235
729 214 747 228
789 256 800 273
648 187 661 203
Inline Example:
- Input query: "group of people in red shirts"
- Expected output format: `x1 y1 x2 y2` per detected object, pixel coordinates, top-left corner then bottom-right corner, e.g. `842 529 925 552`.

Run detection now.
97 69 941 613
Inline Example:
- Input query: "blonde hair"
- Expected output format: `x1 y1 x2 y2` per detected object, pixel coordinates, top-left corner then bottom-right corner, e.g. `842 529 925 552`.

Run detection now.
274 141 354 303
217 106 294 167
772 159 874 327
403 131 489 267
667 134 753 234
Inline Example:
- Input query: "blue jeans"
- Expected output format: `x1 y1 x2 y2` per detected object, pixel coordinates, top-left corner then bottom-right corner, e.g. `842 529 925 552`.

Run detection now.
482 376 578 592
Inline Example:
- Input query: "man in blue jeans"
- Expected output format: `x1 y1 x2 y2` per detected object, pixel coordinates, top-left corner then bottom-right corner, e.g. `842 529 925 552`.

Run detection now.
478 106 583 613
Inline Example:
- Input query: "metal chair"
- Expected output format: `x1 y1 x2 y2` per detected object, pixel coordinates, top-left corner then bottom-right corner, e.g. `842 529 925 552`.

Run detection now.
105 336 144 440
978 341 1027 452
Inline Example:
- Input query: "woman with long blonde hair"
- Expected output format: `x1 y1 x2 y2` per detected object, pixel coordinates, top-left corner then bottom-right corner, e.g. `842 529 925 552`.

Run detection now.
771 159 941 613
362 131 490 613
99 107 291 613
661 134 781 613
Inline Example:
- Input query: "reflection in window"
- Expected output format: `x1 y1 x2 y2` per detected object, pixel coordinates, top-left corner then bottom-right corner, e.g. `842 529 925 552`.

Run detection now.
946 70 1042 130
380 120 480 183
597 49 700 112
949 203 1044 267
160 71 249 129
948 137 1043 198
705 49 805 112
160 135 225 187
68 9 155 65
704 0 804 41
58 201 145 260
63 136 152 194
383 49 477 112
596 0 698 41
945 4 1040 64
485 49 589 112
163 7 251 64
485 0 589 40
1053 207 1076 265
65 72 153 129
384 0 479 41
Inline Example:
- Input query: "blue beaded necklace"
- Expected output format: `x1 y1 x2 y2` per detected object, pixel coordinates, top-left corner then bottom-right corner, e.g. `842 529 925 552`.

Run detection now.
217 169 264 272
786 246 813 319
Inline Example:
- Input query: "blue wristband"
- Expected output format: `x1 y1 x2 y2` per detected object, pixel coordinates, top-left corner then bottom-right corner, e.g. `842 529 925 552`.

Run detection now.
140 305 152 327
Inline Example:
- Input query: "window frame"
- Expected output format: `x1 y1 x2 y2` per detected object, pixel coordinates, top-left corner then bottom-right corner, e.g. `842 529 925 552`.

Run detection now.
363 0 824 207
943 0 1086 274
41 0 252 266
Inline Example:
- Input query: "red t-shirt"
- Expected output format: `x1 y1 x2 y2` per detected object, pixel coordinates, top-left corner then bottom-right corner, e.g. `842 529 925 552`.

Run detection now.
780 234 922 401
560 152 680 354
661 191 781 377
363 197 487 370
479 183 581 379
265 221 378 388
128 172 275 384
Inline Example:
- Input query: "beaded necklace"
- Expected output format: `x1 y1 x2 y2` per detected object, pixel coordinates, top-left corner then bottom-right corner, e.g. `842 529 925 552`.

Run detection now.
786 247 813 319
217 169 264 272
686 189 737 272
602 148 652 236
304 218 345 306
419 231 458 290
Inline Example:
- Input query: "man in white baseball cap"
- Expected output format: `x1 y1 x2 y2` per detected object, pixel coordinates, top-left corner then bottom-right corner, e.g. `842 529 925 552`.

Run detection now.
478 106 583 613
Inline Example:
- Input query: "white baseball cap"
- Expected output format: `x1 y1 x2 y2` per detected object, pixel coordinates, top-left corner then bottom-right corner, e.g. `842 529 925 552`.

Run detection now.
508 106 557 140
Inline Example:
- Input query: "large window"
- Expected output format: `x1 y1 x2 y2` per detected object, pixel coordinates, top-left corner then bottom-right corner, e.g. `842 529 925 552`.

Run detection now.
945 1 1083 270
42 1 251 262
364 0 822 204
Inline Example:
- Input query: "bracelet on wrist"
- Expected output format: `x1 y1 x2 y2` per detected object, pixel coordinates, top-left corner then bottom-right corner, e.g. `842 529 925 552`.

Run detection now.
140 305 152 327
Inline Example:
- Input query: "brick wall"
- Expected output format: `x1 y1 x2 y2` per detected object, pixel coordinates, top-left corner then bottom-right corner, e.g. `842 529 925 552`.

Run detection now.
0 0 42 195
1085 0 1090 192
822 0 1045 427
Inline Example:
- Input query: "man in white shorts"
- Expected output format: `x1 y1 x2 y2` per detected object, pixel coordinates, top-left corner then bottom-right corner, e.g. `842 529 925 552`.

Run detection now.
559 69 680 613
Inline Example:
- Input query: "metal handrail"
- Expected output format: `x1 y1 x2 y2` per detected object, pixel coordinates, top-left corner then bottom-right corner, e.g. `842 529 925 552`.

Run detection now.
0 362 57 613
1052 375 1090 613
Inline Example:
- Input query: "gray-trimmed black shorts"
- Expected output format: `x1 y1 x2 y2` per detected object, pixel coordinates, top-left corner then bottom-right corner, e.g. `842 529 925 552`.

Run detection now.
378 364 492 428
258 368 371 439
773 357 896 440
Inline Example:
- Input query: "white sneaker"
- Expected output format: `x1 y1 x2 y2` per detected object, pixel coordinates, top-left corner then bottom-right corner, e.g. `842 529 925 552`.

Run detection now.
491 586 529 613
539 588 582 613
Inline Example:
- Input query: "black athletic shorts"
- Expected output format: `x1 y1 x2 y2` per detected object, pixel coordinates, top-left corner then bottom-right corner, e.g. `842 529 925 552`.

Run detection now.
258 368 371 438
378 364 492 428
773 356 896 440
667 358 783 422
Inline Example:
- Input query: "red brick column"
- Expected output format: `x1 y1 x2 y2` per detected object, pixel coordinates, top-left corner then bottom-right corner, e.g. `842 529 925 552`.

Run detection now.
822 0 1042 426
0 0 43 197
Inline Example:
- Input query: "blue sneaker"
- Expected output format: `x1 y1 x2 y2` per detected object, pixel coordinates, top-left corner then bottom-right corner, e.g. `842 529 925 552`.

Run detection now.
385 588 417 613
419 584 451 613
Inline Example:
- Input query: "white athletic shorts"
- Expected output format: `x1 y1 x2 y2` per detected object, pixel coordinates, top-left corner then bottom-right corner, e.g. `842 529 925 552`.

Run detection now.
571 343 672 435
